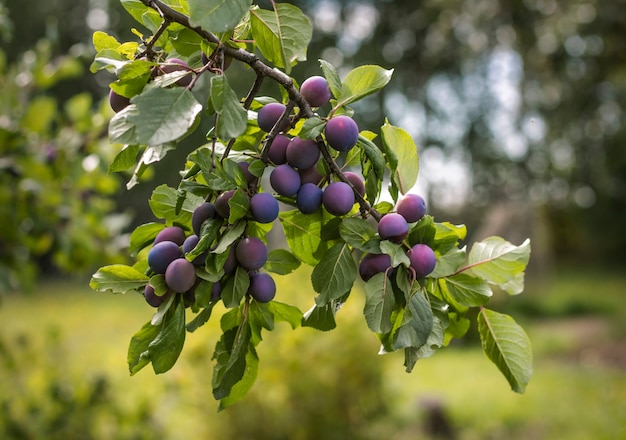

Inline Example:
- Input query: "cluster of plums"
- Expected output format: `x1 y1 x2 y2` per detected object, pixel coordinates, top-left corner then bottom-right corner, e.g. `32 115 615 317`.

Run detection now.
143 196 278 308
358 193 437 282
258 76 364 217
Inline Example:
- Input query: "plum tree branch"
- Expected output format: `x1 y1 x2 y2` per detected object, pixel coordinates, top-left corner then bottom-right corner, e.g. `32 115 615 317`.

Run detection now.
139 0 382 221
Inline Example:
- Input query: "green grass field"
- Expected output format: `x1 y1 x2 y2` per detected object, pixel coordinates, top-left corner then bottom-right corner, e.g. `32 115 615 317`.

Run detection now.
1 265 625 439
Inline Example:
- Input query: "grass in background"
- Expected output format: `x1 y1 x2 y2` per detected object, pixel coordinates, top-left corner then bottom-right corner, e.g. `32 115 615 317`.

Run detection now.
0 264 624 439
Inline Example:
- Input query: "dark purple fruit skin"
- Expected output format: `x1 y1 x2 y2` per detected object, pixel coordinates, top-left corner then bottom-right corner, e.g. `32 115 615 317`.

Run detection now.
144 284 171 307
223 248 237 274
161 58 192 86
396 194 427 223
235 237 268 270
192 202 217 236
165 258 197 292
300 76 331 107
407 244 436 278
378 213 409 243
324 115 359 152
323 181 355 216
299 165 323 185
211 281 222 301
270 164 301 197
268 134 290 165
238 161 254 184
296 183 323 214
250 192 279 223
183 234 206 266
148 241 183 274
248 272 276 303
286 137 320 170
109 89 131 112
258 102 287 132
215 190 236 219
344 171 365 197
154 226 186 246
359 253 392 282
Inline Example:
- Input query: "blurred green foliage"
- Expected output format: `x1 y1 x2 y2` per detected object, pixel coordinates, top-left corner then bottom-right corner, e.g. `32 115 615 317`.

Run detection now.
1 268 625 439
0 330 165 439
0 24 127 291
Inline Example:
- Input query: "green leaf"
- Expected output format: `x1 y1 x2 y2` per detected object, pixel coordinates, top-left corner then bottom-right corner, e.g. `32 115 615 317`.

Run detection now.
189 0 251 33
268 301 302 329
302 303 336 331
90 264 149 294
186 303 216 333
149 184 204 224
392 289 434 351
339 217 380 253
93 31 120 52
357 134 386 179
298 117 325 139
478 308 533 393
218 346 259 410
466 237 531 295
128 87 202 146
430 247 466 278
212 321 252 400
121 0 161 31
363 273 396 333
311 242 357 306
381 120 419 195
128 320 162 375
379 241 410 268
442 272 492 307
210 75 248 141
265 249 301 275
221 266 250 308
212 221 245 255
279 209 331 266
319 59 341 99
109 144 139 173
228 189 250 223
337 65 393 108
108 105 139 144
129 222 164 256
433 221 467 254
148 299 186 374
250 3 312 73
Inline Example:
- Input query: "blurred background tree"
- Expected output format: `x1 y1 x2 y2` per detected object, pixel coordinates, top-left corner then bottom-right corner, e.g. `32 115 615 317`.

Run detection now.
5 0 624 286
